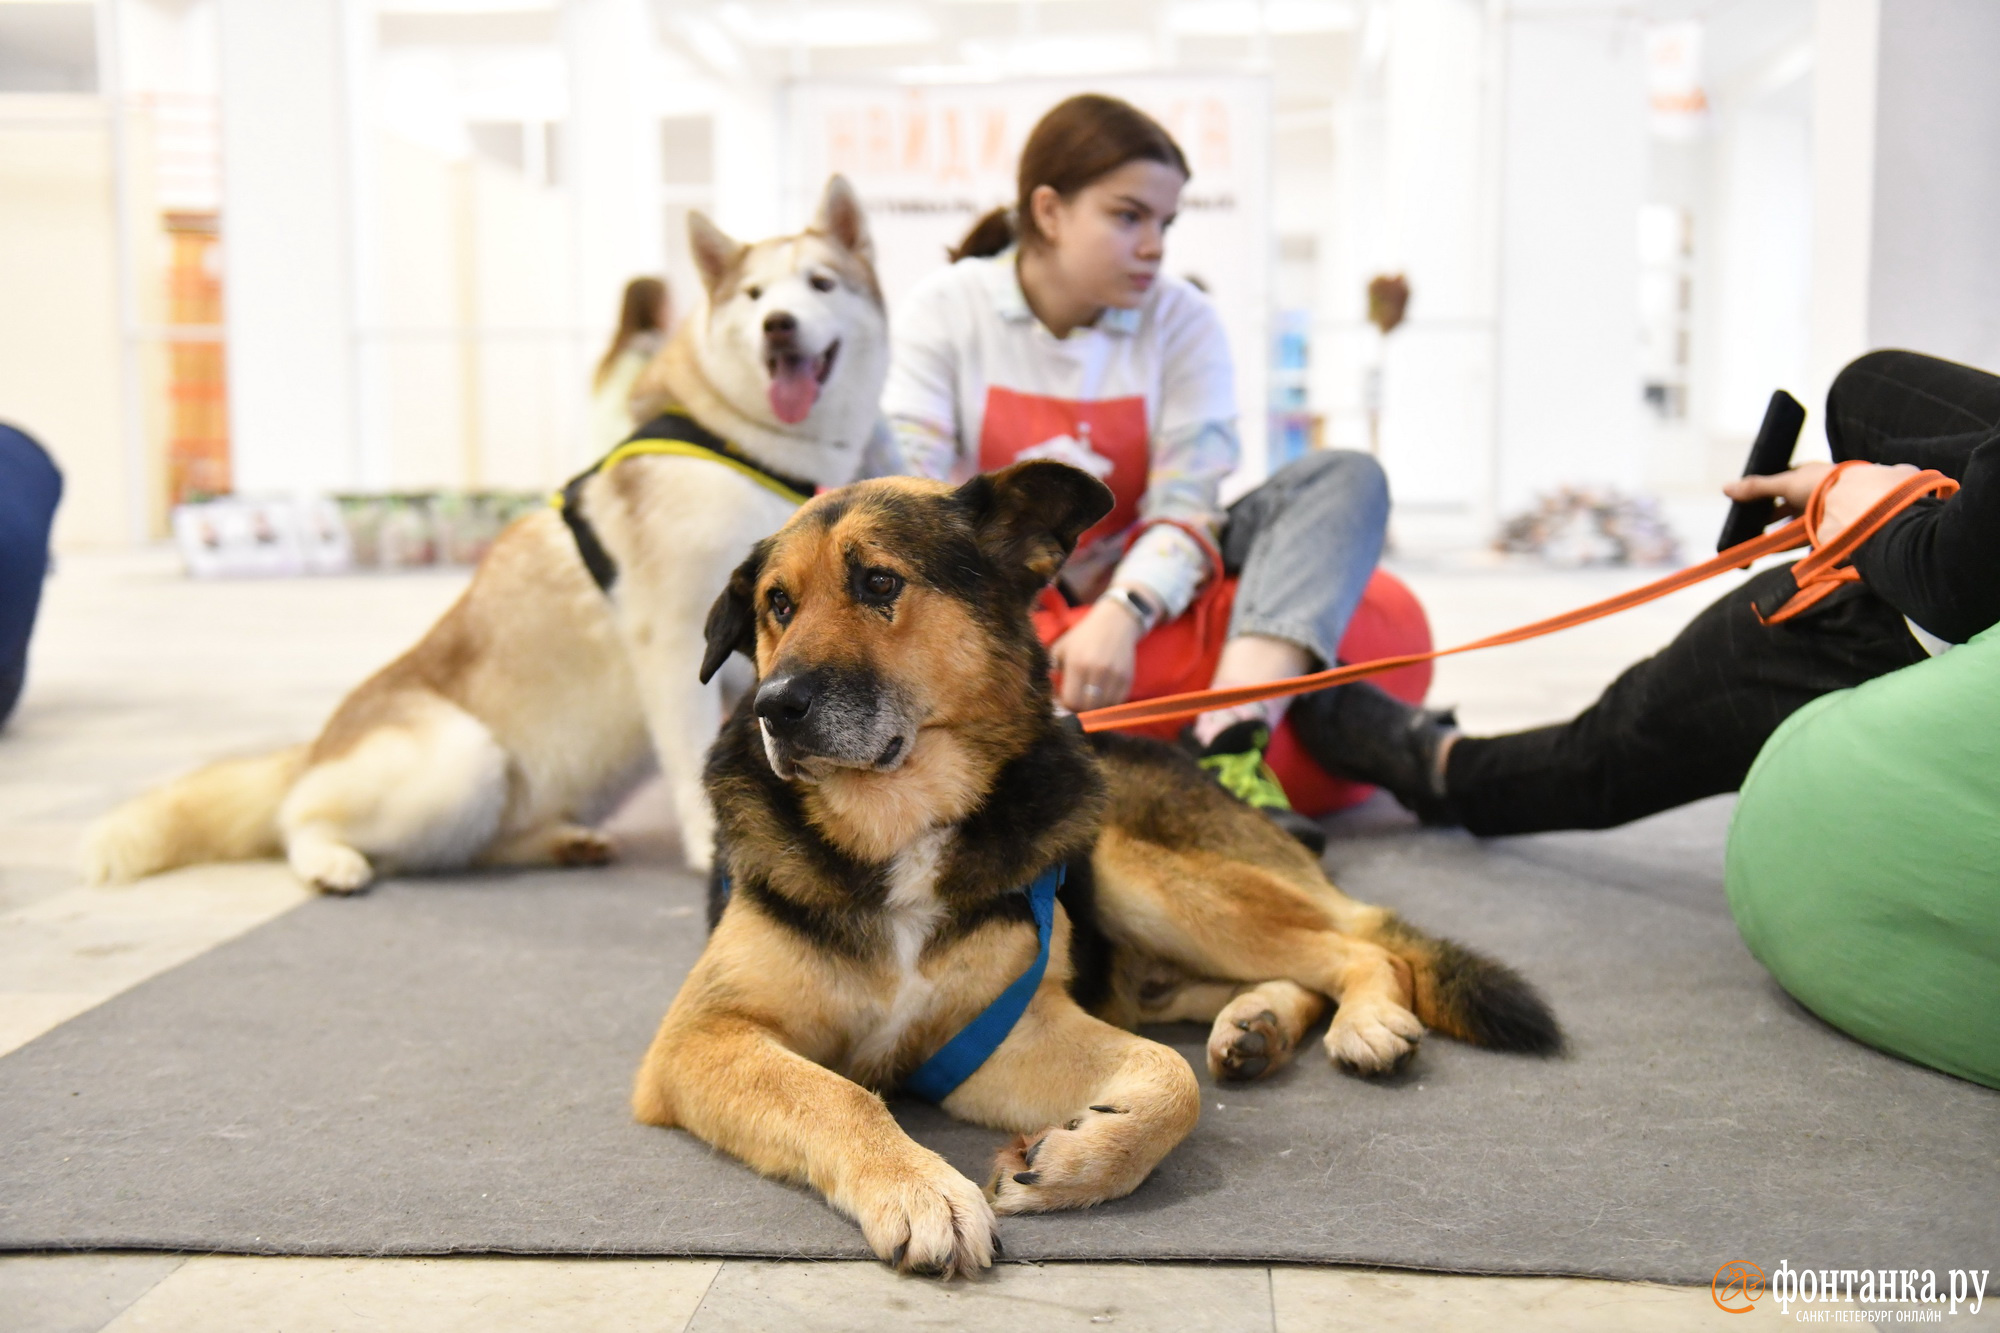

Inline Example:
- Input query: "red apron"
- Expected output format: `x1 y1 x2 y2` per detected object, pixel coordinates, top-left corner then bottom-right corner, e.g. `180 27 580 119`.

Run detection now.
978 386 1151 558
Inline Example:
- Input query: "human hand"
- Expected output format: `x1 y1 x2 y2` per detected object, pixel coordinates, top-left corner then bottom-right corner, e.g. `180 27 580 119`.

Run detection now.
1723 461 1920 541
1049 599 1141 711
1722 461 1832 519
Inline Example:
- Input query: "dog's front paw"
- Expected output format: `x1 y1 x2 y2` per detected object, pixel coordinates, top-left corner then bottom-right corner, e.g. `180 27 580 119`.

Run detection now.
1326 1000 1423 1074
849 1156 995 1279
1208 1000 1292 1082
289 840 375 895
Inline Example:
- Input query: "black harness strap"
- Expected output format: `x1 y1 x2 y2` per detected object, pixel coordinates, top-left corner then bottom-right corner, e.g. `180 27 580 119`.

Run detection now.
557 471 621 592
554 411 816 594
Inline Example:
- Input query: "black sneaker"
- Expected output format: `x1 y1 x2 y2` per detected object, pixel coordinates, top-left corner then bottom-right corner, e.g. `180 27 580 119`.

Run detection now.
1196 720 1328 856
1288 682 1461 825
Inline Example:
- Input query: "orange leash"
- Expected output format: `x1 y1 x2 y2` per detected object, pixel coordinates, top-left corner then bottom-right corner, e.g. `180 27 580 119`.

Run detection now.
1752 462 1958 624
1075 467 1959 735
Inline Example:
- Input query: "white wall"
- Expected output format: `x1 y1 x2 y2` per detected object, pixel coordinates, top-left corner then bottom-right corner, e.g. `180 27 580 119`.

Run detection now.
712 77 783 240
469 155 578 487
1372 0 1495 515
0 99 126 548
217 0 358 496
1493 10 1647 514
1704 75 1816 438
562 0 664 372
1804 0 1880 412
1314 0 1499 540
366 134 581 492
1867 0 2000 375
372 132 464 491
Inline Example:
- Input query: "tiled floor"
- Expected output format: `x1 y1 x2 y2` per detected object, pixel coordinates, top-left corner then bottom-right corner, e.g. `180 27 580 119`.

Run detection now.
0 550 1973 1331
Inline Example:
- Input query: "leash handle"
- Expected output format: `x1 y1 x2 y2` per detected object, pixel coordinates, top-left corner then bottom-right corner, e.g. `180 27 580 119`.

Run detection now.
1074 518 1813 733
1754 463 1959 624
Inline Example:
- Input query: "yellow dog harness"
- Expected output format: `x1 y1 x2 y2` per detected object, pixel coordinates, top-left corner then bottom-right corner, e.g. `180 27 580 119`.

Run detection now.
553 409 815 593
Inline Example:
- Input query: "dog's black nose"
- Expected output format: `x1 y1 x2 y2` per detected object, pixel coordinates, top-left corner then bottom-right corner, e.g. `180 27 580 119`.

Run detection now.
754 673 815 736
763 311 797 338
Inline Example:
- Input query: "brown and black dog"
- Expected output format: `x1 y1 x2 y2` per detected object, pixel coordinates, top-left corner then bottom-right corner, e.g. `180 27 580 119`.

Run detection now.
632 461 1560 1277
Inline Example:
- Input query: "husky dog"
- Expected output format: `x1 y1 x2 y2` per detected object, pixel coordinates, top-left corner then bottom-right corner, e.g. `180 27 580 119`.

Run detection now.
83 177 893 892
633 462 1562 1277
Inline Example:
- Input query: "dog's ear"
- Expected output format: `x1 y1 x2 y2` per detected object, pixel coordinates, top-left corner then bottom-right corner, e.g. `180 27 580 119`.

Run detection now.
955 461 1114 591
699 543 767 684
813 175 872 265
688 211 745 298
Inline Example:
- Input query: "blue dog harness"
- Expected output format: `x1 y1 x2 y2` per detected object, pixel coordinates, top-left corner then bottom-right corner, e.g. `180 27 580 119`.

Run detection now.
718 862 1065 1103
903 863 1065 1103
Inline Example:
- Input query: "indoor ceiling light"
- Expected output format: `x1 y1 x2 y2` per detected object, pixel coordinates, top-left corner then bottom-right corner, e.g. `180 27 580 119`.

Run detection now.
716 3 937 49
960 32 1155 77
892 63 1001 84
1165 0 1358 37
373 0 557 12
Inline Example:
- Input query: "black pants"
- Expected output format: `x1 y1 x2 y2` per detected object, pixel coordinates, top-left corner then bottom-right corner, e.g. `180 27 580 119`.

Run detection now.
1445 350 1997 835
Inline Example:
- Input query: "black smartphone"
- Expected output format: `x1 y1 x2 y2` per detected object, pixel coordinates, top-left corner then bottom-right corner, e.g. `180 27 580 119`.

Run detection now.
1717 389 1807 552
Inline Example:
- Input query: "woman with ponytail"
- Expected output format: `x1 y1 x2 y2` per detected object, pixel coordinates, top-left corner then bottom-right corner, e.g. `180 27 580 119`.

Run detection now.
885 93 1393 852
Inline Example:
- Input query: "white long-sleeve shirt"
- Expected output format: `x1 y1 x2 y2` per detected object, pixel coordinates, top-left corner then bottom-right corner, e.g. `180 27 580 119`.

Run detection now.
881 250 1239 615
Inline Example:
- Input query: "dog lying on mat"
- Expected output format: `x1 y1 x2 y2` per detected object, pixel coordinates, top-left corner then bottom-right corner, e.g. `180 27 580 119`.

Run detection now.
632 461 1561 1277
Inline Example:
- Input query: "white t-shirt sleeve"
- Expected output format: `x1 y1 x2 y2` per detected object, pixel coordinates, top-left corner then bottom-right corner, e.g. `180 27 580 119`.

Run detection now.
884 267 971 482
1153 284 1238 441
1107 285 1238 616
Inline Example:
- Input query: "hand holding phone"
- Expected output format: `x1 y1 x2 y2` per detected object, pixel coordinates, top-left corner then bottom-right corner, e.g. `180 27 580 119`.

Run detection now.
1717 390 1806 552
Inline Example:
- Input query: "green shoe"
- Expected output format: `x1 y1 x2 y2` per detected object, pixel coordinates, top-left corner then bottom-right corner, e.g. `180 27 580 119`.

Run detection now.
1196 720 1327 855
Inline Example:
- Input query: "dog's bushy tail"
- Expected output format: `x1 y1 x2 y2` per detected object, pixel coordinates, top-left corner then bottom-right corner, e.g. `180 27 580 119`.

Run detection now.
80 745 309 884
1369 913 1564 1055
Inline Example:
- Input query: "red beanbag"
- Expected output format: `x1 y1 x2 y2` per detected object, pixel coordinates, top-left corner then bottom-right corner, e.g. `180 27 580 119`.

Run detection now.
1035 568 1434 816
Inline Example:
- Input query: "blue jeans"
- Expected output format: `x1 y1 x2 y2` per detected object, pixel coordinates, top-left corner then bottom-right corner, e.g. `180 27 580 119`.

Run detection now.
1220 449 1389 668
0 424 62 730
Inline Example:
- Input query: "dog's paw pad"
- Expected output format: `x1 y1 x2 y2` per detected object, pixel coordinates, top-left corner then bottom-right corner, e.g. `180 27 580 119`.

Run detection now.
1326 1002 1424 1075
552 827 615 866
1209 1005 1287 1082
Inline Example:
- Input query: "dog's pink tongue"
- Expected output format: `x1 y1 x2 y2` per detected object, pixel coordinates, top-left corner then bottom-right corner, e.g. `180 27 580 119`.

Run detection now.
768 363 820 424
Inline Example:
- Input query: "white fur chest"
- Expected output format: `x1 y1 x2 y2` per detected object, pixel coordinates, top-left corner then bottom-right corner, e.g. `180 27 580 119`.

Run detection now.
847 827 952 1077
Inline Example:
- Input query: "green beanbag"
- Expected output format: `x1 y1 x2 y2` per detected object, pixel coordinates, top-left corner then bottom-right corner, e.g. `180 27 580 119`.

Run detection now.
1726 623 2000 1089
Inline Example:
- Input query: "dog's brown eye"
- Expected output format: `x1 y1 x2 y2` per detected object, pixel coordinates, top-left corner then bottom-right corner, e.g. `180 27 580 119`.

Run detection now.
809 274 835 293
861 570 902 600
767 589 793 623
745 285 762 301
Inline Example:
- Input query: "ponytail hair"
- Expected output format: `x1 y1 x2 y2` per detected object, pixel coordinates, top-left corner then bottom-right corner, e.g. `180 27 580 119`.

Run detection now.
949 207 1017 261
948 94 1189 263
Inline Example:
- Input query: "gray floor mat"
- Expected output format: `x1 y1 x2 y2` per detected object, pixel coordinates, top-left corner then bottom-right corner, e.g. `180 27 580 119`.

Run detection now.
2 797 1994 1282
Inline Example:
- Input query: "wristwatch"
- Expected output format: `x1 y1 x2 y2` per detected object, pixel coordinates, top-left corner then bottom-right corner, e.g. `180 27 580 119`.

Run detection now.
1102 584 1162 634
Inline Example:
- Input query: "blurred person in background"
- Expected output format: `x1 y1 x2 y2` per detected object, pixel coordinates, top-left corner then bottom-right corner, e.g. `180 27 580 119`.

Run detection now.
0 423 62 731
590 276 669 455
